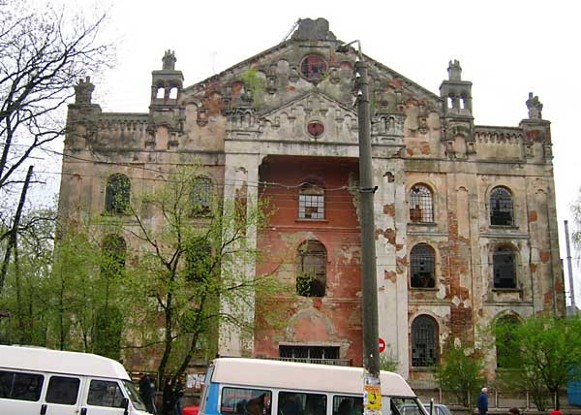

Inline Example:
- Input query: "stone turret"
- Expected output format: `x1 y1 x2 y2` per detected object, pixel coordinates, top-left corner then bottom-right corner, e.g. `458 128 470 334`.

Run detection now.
439 60 475 158
150 50 184 109
149 50 185 137
439 60 473 118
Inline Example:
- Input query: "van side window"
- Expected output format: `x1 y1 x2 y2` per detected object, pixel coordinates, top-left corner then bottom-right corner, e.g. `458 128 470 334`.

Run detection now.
333 396 362 415
221 387 271 415
0 370 44 401
88 379 125 407
279 392 326 415
46 376 80 405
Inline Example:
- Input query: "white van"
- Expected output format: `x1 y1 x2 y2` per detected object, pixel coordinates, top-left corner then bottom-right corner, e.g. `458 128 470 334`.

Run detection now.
0 344 150 415
199 358 426 415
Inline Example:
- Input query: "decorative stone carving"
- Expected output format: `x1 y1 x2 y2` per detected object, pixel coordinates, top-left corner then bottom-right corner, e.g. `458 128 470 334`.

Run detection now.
162 50 177 71
526 92 543 120
74 77 95 105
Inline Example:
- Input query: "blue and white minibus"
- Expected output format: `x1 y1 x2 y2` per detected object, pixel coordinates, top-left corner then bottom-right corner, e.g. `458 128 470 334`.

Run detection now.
199 358 426 415
0 345 149 415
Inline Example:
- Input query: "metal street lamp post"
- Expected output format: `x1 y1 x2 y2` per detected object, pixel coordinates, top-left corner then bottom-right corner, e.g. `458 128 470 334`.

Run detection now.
337 40 381 415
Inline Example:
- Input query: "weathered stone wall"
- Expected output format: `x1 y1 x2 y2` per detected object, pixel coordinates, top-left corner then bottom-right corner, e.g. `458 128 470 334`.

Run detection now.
57 18 564 381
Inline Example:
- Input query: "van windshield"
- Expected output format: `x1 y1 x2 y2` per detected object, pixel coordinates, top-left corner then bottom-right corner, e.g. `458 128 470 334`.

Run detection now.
392 398 428 415
122 380 148 411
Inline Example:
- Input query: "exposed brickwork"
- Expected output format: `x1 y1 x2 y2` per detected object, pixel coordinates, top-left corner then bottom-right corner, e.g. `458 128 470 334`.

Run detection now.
58 18 565 381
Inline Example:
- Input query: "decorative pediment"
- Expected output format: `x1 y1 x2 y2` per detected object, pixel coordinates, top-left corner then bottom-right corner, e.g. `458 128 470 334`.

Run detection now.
254 90 359 145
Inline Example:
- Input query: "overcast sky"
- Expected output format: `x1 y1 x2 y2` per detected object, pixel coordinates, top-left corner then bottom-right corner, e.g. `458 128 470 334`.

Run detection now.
53 0 581 303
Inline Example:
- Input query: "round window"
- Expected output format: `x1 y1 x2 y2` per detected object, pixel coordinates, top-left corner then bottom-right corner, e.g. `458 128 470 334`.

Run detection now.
300 54 328 82
307 121 325 138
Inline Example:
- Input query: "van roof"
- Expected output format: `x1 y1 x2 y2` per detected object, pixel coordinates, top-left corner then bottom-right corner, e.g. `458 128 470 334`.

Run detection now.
210 358 416 397
0 345 130 380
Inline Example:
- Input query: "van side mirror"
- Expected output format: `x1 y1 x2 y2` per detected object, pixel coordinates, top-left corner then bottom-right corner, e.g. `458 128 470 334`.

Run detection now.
121 397 129 415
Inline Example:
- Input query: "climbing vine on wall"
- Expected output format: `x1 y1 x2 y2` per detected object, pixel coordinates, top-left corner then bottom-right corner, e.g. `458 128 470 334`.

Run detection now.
242 68 265 110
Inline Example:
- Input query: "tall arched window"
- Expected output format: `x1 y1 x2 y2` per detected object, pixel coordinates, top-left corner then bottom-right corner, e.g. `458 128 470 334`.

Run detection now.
493 246 517 289
296 240 327 297
101 235 126 279
298 183 325 220
409 184 434 223
410 244 436 288
191 176 213 215
495 314 520 368
105 174 130 214
411 315 438 367
490 186 514 226
185 237 212 283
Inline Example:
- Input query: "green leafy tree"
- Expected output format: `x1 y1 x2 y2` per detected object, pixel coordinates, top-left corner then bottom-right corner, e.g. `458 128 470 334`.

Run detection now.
379 350 399 372
0 209 55 345
119 166 285 383
435 341 485 407
0 209 129 357
495 314 581 410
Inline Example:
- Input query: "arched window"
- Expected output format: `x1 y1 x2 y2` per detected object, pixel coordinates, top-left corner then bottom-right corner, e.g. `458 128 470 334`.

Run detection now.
410 244 436 288
296 240 327 297
185 237 212 283
493 246 517 289
191 176 213 215
490 187 513 226
101 235 126 279
411 315 438 367
409 184 434 223
105 174 130 214
495 314 520 368
298 183 325 220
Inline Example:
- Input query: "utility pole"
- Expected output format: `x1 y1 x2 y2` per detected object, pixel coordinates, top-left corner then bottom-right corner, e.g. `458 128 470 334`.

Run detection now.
338 40 381 415
564 220 576 314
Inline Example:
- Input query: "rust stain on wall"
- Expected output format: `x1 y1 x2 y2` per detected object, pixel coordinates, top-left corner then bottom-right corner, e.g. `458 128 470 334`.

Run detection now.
420 142 431 155
528 210 538 222
384 270 397 282
382 228 396 245
540 250 550 263
396 255 408 273
383 203 395 217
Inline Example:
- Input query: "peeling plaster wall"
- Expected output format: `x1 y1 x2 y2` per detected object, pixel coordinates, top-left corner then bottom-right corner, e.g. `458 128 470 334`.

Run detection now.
58 19 564 381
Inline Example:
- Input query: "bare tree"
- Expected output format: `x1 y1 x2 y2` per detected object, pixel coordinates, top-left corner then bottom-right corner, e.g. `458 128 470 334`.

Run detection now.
0 0 111 243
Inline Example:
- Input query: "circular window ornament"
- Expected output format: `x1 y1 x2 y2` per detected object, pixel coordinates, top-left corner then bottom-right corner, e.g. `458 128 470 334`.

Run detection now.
307 121 325 138
300 54 328 82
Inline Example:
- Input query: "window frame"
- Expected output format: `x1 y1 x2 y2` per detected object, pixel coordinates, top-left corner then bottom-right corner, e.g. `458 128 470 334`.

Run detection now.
492 246 517 289
87 379 125 408
489 186 514 226
299 54 328 82
220 386 272 415
410 243 436 289
101 234 127 279
495 314 521 368
191 176 214 216
105 174 131 214
45 375 81 405
411 315 438 367
298 183 325 220
409 184 434 223
0 370 44 401
296 240 327 297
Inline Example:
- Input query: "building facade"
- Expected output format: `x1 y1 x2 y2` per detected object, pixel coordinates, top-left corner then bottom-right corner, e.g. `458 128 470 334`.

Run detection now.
58 18 565 383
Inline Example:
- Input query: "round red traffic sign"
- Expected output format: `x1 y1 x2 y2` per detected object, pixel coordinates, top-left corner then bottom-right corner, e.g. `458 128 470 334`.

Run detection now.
378 338 386 353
